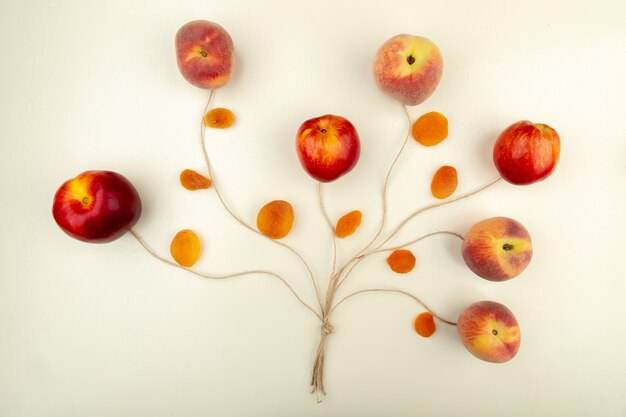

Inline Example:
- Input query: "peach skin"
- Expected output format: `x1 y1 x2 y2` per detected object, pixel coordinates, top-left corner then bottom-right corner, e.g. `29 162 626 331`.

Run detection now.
175 20 234 89
457 301 521 363
462 217 532 282
373 34 443 106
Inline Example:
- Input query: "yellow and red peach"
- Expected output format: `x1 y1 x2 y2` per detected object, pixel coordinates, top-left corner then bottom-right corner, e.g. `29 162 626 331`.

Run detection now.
493 121 560 185
457 301 521 363
462 217 532 282
373 34 443 106
175 20 234 89
52 171 142 243
296 115 361 182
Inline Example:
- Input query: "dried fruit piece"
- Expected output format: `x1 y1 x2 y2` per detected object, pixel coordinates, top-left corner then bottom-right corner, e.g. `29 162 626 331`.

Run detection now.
170 229 202 267
412 111 448 146
386 249 416 274
180 169 212 190
203 108 235 129
257 200 294 239
335 210 362 238
414 312 436 337
431 165 458 199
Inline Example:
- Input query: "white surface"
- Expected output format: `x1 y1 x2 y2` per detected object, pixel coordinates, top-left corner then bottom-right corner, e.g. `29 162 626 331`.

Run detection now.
1 0 626 415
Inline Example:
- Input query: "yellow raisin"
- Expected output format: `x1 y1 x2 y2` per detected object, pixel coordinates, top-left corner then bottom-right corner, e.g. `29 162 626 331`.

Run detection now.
203 108 235 129
431 165 458 199
335 210 362 238
414 312 436 337
257 200 294 239
170 229 201 267
386 249 416 274
412 111 448 146
180 169 212 190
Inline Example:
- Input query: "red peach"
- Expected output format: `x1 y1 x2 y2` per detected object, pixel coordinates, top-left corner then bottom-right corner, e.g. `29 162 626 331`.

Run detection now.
373 34 443 106
52 171 142 243
493 121 560 185
462 217 532 282
175 20 234 89
296 115 361 182
457 301 521 363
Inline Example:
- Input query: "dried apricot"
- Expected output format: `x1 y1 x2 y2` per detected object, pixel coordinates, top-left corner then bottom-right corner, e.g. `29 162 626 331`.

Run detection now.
170 229 202 267
386 249 416 274
414 312 436 337
203 108 235 129
180 169 212 190
257 200 294 239
431 165 458 199
335 210 362 238
412 111 448 146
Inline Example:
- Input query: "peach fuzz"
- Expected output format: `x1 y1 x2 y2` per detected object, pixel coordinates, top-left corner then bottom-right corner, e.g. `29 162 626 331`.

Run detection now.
175 20 234 89
373 34 443 106
457 301 521 363
462 217 532 282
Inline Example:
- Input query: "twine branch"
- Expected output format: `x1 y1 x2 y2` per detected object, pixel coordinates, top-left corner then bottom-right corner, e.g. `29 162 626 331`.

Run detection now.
129 229 323 322
335 231 461 290
375 177 502 250
199 90 323 312
359 103 411 255
360 230 464 257
331 288 457 326
317 182 337 282
310 181 350 400
335 257 363 290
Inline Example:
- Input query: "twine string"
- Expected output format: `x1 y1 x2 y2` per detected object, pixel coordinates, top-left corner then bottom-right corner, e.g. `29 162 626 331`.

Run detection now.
199 90 324 312
129 229 323 322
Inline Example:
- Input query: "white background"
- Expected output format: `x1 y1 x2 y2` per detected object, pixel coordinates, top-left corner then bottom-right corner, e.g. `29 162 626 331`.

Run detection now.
1 0 625 416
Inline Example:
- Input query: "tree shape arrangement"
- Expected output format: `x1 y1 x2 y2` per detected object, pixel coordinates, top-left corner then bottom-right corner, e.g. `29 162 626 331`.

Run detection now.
52 20 561 401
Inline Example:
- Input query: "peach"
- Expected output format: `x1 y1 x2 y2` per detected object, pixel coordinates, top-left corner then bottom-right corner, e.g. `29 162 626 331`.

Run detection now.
52 171 142 243
462 217 532 282
373 34 443 106
457 301 521 363
493 120 561 185
296 114 360 182
175 20 234 89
